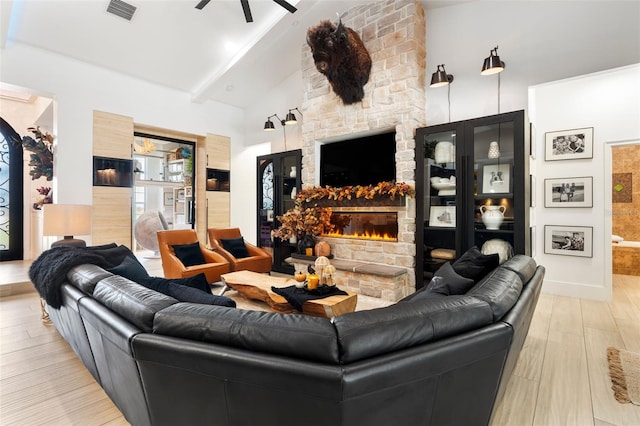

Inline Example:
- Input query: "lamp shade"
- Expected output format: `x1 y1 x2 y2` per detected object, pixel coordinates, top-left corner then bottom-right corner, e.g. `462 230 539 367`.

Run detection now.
284 112 297 125
263 119 275 131
481 47 505 75
430 64 454 87
43 204 92 238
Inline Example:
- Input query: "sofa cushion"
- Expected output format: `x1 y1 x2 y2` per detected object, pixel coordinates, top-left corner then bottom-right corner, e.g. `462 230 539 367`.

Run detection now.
500 255 537 286
173 242 206 266
141 276 236 307
67 264 114 295
452 246 499 282
333 296 493 363
108 255 150 283
427 262 475 296
93 275 178 332
467 266 523 321
153 303 340 364
220 237 250 258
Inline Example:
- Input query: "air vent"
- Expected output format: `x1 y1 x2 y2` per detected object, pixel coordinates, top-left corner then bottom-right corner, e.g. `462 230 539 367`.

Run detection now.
107 0 136 21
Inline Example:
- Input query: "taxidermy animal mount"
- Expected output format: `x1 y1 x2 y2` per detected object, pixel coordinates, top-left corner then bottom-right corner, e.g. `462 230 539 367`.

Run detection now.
307 15 372 104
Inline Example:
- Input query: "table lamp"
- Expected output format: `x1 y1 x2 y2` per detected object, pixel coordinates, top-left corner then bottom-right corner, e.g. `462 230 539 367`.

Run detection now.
43 204 92 247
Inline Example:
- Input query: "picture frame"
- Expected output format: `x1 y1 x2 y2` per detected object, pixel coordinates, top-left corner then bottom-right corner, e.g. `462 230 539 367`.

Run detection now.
530 174 536 207
163 192 174 206
544 177 593 208
429 205 456 228
478 162 512 195
544 225 593 258
544 127 594 161
266 209 274 222
530 226 536 257
530 122 537 160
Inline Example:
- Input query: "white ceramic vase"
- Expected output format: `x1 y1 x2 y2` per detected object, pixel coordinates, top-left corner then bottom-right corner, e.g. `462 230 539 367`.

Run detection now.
480 205 505 230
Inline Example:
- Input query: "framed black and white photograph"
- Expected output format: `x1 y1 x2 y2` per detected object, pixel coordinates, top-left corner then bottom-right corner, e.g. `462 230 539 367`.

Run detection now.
479 163 511 195
530 174 536 207
544 127 594 161
544 177 593 208
429 205 456 228
530 122 537 160
544 225 593 258
266 209 274 222
530 226 536 257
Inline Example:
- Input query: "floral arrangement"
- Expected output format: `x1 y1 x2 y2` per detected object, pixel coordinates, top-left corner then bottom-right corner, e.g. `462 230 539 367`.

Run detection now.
273 204 334 240
297 181 415 203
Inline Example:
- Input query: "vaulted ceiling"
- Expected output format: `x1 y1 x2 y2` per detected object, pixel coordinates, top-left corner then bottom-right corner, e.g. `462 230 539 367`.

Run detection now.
2 0 459 108
2 1 638 110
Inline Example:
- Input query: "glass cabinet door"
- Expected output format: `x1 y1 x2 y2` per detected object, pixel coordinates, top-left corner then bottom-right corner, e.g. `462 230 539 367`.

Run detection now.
417 123 462 281
469 118 518 251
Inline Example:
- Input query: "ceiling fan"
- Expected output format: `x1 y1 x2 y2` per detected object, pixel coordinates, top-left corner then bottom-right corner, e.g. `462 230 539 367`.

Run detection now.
195 0 297 23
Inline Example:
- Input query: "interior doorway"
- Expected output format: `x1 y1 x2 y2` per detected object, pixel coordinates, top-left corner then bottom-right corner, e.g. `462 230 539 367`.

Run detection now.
131 132 196 256
605 139 640 291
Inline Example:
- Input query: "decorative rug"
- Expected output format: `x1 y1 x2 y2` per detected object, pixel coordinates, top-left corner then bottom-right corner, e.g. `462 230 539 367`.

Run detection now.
607 347 640 405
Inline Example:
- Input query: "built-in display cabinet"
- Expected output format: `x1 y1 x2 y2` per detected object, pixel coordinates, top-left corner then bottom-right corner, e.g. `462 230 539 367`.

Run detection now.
415 110 530 286
256 150 302 274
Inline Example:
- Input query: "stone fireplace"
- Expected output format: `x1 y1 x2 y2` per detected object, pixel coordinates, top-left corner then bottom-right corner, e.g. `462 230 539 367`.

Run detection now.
299 0 426 300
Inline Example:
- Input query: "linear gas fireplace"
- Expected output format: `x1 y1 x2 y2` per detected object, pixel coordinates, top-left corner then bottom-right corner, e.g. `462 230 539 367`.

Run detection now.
325 211 398 241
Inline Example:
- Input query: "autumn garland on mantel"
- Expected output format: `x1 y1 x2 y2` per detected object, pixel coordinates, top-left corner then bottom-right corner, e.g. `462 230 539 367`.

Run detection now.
297 181 415 203
272 181 415 241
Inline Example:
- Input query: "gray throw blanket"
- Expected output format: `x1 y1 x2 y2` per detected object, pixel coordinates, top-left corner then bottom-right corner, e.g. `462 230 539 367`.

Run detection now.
29 245 132 309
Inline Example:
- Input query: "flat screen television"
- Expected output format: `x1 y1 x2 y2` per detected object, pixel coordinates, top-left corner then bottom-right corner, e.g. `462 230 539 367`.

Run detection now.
320 131 396 187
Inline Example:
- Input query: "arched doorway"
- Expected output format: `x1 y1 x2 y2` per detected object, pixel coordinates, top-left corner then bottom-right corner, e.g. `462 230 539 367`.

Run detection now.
0 117 24 261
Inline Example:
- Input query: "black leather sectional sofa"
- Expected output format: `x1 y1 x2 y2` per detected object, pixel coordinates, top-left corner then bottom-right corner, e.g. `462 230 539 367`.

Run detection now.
45 254 544 426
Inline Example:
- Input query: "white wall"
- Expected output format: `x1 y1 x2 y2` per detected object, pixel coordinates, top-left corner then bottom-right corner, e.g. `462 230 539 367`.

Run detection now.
529 64 640 301
424 1 640 125
1 42 245 253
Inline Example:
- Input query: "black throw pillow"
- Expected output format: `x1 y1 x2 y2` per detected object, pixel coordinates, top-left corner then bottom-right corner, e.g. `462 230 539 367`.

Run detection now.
108 255 150 283
220 237 250 259
167 284 236 307
140 276 235 307
172 242 206 267
426 262 475 296
168 273 211 294
452 246 500 283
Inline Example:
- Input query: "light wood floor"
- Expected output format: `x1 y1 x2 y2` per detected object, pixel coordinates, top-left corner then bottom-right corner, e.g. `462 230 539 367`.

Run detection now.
1 257 639 425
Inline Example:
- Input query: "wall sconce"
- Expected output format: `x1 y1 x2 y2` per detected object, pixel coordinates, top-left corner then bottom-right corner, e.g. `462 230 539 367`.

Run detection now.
264 108 303 131
430 64 454 122
481 46 505 75
43 204 92 247
430 64 454 87
263 107 303 150
481 46 506 113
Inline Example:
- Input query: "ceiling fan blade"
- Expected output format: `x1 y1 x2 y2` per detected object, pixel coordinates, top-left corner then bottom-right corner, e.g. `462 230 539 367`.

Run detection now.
240 0 253 23
273 0 297 14
195 0 211 10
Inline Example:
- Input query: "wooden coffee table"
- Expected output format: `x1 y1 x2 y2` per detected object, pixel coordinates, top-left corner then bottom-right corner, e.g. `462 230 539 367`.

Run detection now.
220 270 357 318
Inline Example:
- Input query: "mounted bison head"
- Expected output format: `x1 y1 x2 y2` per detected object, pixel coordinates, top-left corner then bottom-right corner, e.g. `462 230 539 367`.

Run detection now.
307 17 372 105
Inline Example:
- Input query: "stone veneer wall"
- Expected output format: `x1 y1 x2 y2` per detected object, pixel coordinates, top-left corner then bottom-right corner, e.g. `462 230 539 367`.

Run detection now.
300 0 426 300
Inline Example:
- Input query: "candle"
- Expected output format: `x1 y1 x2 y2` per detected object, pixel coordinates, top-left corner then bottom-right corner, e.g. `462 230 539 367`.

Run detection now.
305 248 313 256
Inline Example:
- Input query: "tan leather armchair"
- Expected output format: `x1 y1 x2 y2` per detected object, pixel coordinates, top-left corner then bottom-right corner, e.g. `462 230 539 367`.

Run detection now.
208 228 272 273
157 229 230 283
